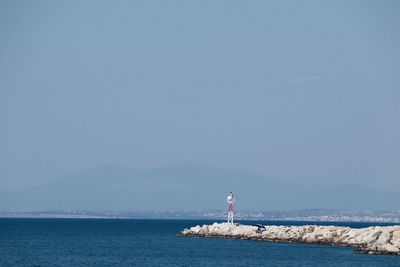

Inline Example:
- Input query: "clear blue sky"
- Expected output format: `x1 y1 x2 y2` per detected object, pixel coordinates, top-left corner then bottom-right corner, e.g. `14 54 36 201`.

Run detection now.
1 0 399 191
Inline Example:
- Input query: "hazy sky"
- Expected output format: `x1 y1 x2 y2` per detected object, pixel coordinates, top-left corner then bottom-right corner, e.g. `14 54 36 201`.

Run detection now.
1 0 399 191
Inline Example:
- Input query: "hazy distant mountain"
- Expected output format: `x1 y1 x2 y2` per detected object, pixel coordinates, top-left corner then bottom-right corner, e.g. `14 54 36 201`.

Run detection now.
2 162 399 211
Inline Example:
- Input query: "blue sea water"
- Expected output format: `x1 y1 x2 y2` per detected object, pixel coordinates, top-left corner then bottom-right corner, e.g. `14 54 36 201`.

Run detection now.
1 219 400 266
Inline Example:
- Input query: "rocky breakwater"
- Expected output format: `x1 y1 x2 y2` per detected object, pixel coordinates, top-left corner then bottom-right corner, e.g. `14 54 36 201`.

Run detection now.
180 223 400 255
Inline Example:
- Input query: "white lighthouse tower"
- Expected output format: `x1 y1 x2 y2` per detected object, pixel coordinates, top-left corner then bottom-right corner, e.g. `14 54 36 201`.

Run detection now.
227 191 235 224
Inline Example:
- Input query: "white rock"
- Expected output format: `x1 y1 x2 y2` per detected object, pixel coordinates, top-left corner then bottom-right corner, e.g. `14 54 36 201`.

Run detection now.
181 223 400 255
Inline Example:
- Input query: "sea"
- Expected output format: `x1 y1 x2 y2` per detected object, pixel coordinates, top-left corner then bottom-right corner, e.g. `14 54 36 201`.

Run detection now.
1 218 400 267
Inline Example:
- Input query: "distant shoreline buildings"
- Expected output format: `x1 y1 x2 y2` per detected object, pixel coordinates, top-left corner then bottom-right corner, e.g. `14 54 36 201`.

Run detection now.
1 209 400 223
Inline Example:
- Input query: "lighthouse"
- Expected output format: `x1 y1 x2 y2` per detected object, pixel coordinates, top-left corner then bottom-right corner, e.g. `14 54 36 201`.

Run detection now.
227 191 235 224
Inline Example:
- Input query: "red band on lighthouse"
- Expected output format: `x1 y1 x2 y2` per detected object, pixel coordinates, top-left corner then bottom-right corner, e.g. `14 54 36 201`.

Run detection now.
228 203 234 211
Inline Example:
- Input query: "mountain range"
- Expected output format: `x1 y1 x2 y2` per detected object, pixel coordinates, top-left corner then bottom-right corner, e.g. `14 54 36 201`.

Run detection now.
1 162 399 211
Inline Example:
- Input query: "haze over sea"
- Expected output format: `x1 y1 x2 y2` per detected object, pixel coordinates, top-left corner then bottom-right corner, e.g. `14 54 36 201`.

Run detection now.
1 219 400 267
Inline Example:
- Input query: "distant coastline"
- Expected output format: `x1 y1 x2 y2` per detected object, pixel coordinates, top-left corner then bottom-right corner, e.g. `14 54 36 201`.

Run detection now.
1 209 400 223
